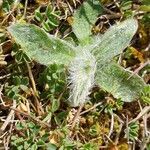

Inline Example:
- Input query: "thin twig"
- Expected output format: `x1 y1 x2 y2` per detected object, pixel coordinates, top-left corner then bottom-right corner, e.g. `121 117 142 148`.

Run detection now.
22 0 28 19
66 1 73 13
26 62 44 115
138 100 149 137
90 136 103 142
71 104 84 130
0 100 16 131
132 141 135 150
127 60 150 80
11 107 51 128
0 74 11 80
31 88 44 115
0 85 5 105
114 114 124 145
0 40 11 47
4 111 15 150
100 13 121 20
104 134 115 145
126 115 129 144
102 5 119 16
140 136 150 150
0 0 19 25
108 112 114 138
26 62 38 96
80 102 102 115
145 41 150 51
128 106 150 124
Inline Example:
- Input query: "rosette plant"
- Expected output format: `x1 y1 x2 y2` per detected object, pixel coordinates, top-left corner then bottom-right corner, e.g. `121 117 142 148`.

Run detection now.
8 0 146 107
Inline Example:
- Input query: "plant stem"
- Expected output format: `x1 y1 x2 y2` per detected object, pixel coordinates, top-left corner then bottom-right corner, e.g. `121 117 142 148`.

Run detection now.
26 62 44 115
80 102 102 115
11 107 51 128
71 104 84 130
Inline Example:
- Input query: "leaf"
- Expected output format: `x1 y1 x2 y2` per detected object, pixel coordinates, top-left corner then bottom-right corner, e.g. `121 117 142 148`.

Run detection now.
35 7 44 22
96 62 146 102
91 18 138 67
139 5 150 12
141 85 150 104
72 0 103 45
47 143 57 150
8 23 76 66
51 99 60 112
125 122 139 141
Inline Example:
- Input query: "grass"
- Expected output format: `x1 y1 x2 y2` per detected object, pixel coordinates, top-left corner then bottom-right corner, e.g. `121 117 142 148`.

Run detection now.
0 0 150 149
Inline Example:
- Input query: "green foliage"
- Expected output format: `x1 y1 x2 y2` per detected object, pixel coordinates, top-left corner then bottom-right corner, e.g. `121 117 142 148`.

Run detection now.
120 0 132 11
0 0 149 149
141 85 150 104
35 5 61 32
39 64 66 97
39 64 68 122
125 122 139 141
59 138 75 150
0 29 6 43
72 0 103 45
2 0 15 12
140 0 150 12
91 19 138 67
11 121 81 150
47 143 57 150
80 142 99 150
96 62 145 102
43 98 60 122
11 122 51 149
104 98 124 114
11 43 31 63
120 0 134 17
8 1 146 107
5 75 29 100
89 123 100 137
8 23 76 66
141 0 150 5
147 144 150 150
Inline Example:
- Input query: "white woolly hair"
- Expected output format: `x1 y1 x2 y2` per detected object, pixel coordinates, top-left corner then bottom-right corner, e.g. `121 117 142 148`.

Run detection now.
68 50 97 107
